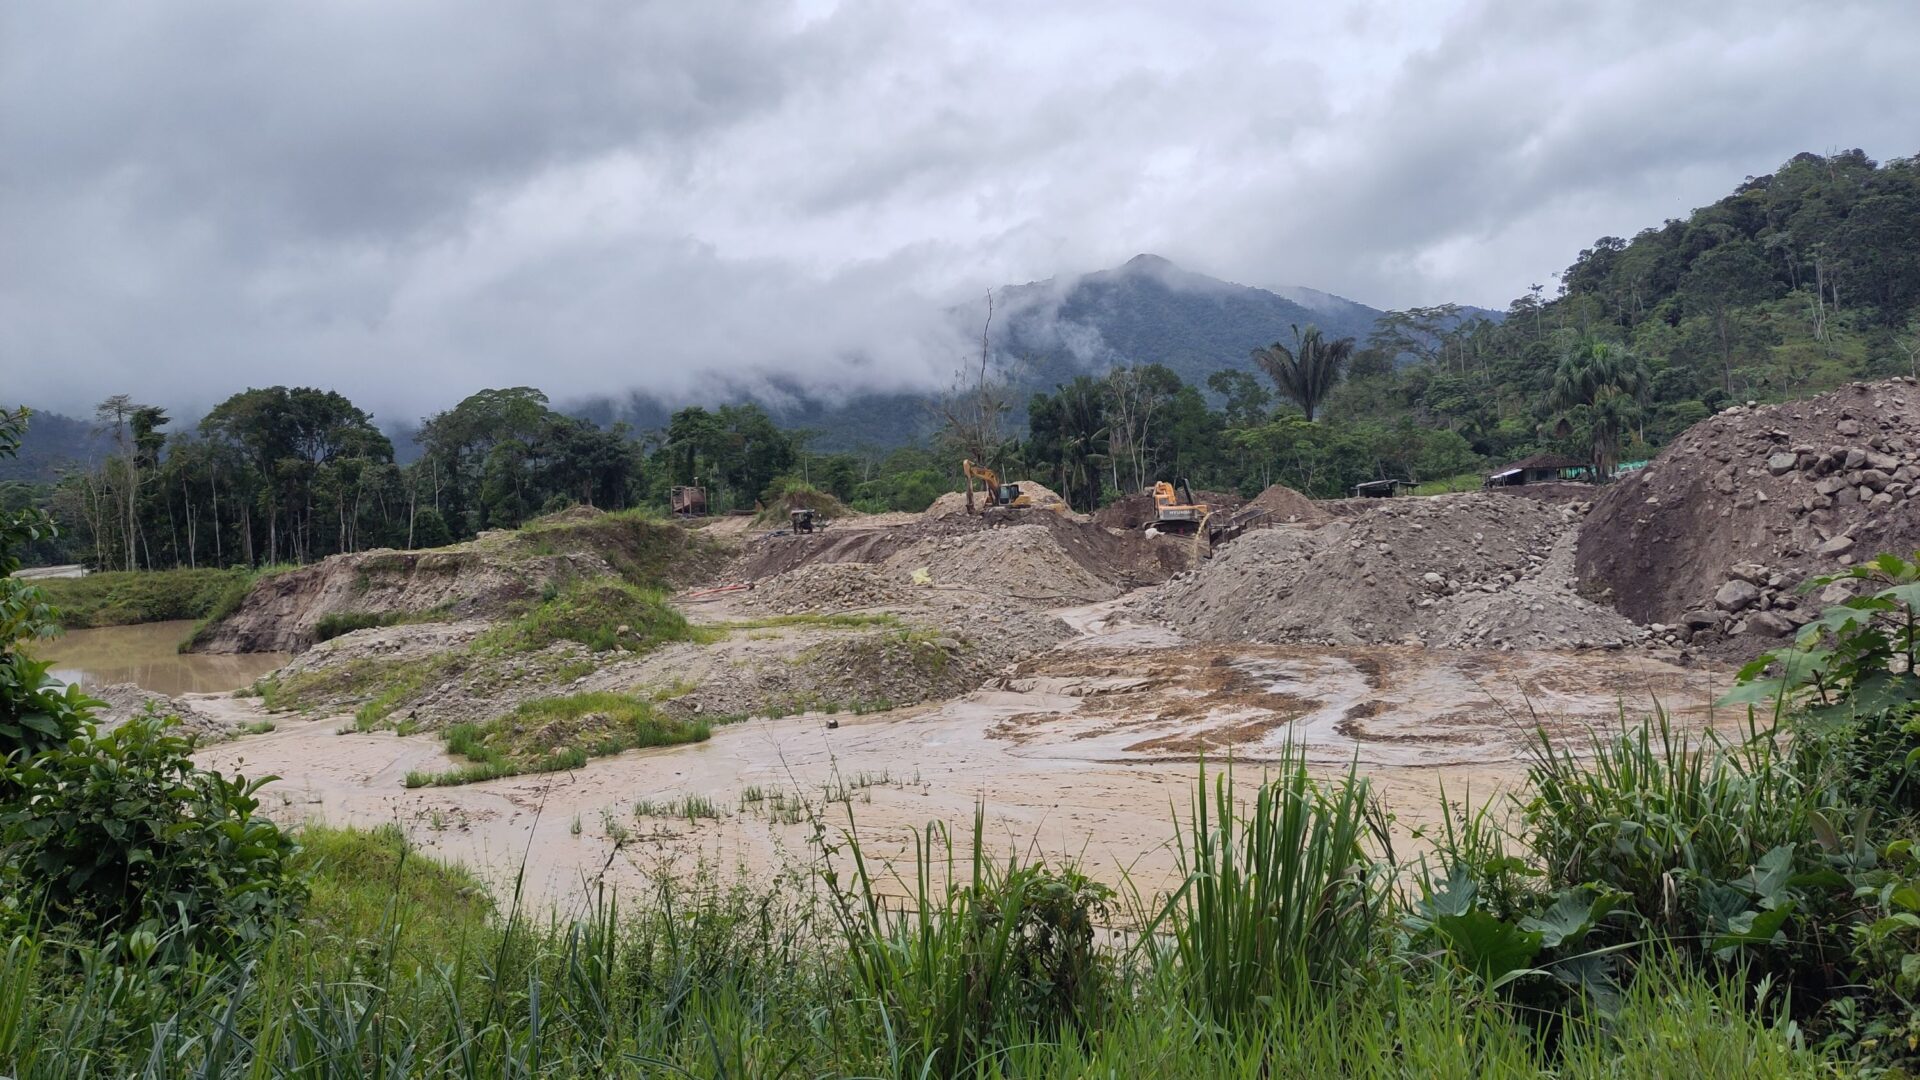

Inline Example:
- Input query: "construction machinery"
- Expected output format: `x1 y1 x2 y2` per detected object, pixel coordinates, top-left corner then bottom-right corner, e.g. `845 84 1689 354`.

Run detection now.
961 460 1066 514
1149 479 1210 534
789 507 821 534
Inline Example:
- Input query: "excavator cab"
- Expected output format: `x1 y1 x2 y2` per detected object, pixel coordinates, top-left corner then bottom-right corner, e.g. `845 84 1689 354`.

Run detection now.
994 483 1023 507
789 507 818 534
1150 479 1209 535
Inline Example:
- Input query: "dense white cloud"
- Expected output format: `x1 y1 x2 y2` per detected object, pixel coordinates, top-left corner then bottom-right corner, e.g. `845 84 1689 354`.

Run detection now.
2 0 1914 421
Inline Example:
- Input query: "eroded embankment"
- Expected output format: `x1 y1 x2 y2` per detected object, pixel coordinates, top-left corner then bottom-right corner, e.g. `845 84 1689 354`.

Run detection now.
192 509 723 654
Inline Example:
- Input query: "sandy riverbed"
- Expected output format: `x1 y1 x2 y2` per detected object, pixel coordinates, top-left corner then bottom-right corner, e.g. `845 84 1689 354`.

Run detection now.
193 602 1733 910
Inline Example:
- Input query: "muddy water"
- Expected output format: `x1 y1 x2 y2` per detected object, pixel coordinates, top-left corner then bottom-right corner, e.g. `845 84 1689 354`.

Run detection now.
190 598 1732 908
34 621 288 695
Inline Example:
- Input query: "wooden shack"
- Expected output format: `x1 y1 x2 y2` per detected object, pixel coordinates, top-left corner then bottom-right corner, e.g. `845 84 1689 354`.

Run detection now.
1351 479 1413 498
1486 453 1589 487
669 485 708 517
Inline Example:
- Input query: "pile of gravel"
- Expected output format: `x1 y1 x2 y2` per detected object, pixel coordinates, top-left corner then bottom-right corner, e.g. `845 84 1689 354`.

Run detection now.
1134 493 1639 649
1577 377 1920 652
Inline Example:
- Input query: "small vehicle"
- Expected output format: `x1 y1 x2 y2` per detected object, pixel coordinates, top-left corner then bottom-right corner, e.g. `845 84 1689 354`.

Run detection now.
790 508 820 534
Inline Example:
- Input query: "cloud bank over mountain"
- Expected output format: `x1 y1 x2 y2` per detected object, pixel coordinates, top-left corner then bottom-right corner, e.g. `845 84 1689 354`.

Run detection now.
4 0 1914 422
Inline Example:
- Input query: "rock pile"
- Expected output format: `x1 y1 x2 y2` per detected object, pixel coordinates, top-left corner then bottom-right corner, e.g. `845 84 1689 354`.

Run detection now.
730 563 921 616
1577 378 1920 650
923 479 1073 520
883 525 1119 605
1135 493 1640 649
1244 482 1330 525
91 683 231 741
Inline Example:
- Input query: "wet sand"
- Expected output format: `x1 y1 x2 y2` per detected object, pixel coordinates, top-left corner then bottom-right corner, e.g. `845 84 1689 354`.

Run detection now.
194 602 1733 910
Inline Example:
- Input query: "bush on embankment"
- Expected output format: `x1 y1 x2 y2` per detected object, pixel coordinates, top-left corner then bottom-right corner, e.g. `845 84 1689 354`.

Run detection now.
35 566 255 629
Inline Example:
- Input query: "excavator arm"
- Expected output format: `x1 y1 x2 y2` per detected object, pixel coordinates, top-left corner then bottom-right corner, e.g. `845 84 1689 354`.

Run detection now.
962 459 1005 512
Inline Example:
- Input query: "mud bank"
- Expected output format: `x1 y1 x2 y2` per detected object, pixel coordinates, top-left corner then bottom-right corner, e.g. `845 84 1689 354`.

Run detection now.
196 603 1732 906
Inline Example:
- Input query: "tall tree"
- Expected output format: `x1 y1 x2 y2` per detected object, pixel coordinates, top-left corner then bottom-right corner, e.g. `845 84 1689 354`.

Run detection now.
1550 334 1650 479
1250 325 1355 423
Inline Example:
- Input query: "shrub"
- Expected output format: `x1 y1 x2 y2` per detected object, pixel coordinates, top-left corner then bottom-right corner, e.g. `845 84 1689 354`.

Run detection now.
0 408 95 760
830 808 1117 1078
0 712 304 953
1164 754 1387 1022
481 579 692 654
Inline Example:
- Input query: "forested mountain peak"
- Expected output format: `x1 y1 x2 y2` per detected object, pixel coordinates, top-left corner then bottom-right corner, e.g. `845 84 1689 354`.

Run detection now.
987 254 1387 400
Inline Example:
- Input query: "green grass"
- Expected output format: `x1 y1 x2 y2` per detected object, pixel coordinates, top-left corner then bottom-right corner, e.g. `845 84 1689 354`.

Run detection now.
709 611 902 633
35 566 255 630
633 794 722 821
476 579 694 655
313 607 448 643
403 692 710 788
0 753 1837 1077
1411 471 1487 495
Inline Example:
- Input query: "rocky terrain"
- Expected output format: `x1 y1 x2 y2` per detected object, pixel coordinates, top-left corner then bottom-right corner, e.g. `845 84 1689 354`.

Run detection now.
1133 493 1643 650
1578 377 1920 651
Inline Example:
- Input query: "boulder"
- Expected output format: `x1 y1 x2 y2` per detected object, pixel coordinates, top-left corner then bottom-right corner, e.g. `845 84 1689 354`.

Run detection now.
1714 579 1761 612
1745 611 1795 638
1681 609 1721 631
1818 535 1856 557
1766 452 1799 476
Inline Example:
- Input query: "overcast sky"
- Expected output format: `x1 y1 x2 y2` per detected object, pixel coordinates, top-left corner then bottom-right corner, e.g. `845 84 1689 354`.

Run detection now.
3 0 1915 424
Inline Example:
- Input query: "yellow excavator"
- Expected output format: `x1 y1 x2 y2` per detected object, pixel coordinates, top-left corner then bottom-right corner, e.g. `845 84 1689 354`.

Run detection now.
962 460 1063 513
1150 479 1210 534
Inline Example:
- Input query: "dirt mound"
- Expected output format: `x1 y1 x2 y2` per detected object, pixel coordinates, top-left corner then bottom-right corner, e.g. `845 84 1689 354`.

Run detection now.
1091 493 1158 530
193 514 720 655
730 563 921 615
1577 378 1920 650
1135 493 1641 649
882 525 1118 604
731 511 1186 600
923 479 1071 519
1245 483 1329 525
753 488 852 525
92 683 232 741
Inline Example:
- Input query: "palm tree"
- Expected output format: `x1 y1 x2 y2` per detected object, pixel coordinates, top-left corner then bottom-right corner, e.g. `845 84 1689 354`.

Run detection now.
1251 325 1355 422
1550 334 1649 478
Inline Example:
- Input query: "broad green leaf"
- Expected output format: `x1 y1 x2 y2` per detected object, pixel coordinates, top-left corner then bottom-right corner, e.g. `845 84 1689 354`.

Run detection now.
1518 888 1626 950
1432 909 1544 985
1713 902 1797 957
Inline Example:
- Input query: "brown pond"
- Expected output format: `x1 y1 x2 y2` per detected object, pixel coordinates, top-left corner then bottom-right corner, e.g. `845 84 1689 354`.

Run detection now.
32 620 288 696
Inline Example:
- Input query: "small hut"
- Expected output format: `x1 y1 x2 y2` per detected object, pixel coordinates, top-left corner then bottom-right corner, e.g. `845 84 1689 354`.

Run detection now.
669 485 709 517
1351 479 1413 498
1486 453 1589 487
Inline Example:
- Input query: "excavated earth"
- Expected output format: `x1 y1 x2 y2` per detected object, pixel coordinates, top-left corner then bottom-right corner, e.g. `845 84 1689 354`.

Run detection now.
194 509 723 655
1133 493 1643 650
175 459 1798 903
1577 377 1920 654
727 509 1190 602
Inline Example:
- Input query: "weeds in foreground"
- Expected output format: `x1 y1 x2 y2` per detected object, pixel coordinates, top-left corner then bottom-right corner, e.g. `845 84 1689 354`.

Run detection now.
404 692 708 788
